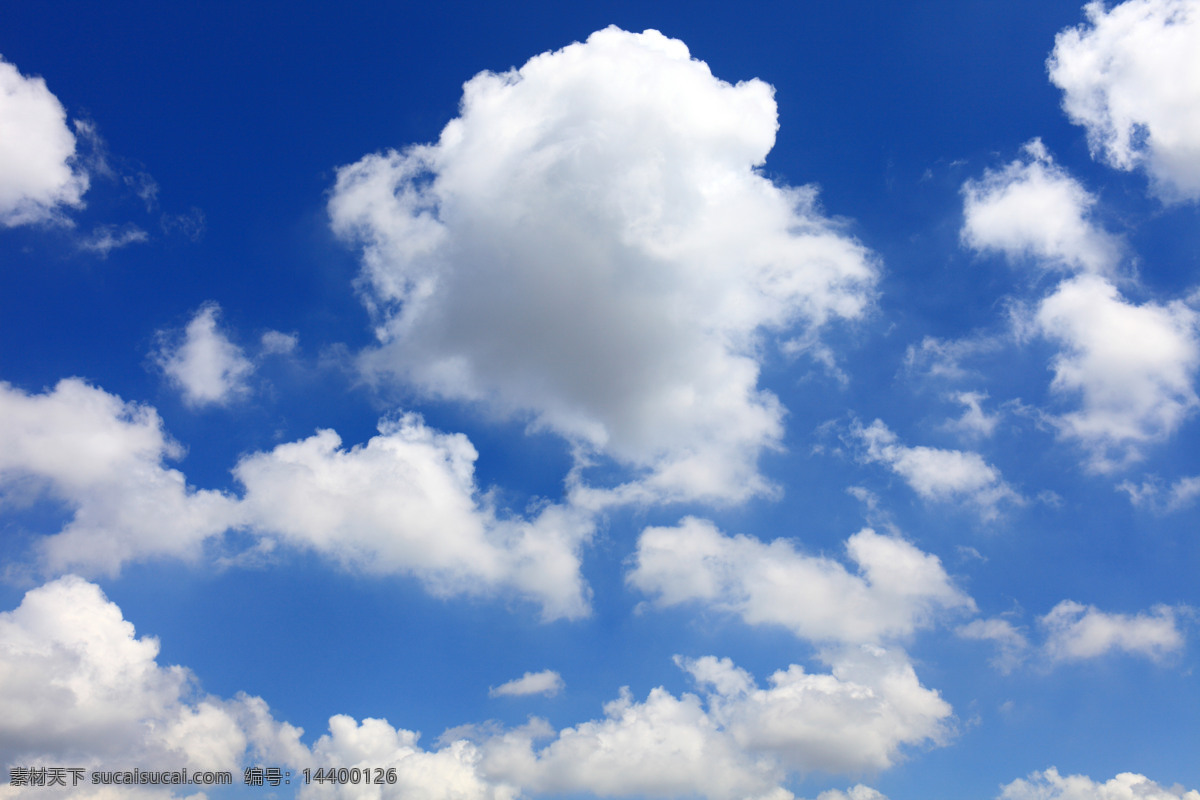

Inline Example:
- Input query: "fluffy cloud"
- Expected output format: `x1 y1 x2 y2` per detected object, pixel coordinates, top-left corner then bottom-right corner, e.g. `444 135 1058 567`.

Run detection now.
153 303 255 408
945 391 1001 438
0 577 305 797
1035 274 1200 471
961 139 1121 275
330 26 878 506
234 416 594 620
1049 0 1200 202
489 670 564 698
1040 600 1186 662
0 379 240 575
1000 767 1200 800
628 517 973 643
482 648 950 798
1 379 591 619
851 419 1022 519
0 57 89 226
300 717 518 800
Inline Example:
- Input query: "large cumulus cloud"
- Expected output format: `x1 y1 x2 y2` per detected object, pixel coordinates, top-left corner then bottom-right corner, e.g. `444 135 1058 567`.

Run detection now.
329 26 879 505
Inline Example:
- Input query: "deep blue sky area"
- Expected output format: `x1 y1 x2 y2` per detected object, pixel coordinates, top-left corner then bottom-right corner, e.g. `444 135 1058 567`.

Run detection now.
2 3 1199 800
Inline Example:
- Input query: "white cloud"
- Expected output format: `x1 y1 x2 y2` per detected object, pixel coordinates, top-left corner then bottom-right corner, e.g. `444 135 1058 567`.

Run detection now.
0 577 306 798
945 391 1001 438
154 303 255 408
489 670 564 698
1118 473 1200 511
234 415 595 620
814 788 888 800
481 649 950 797
77 223 148 257
1035 274 1200 471
1040 600 1186 662
1049 0 1200 202
300 717 518 800
628 517 973 643
957 617 1031 673
0 57 89 227
962 139 1121 274
0 379 241 575
1000 767 1200 800
852 419 1022 519
260 329 298 355
330 26 878 506
0 379 591 619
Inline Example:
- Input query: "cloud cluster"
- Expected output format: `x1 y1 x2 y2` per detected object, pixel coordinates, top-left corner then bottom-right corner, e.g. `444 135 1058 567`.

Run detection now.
1000 767 1200 800
0 379 240 574
960 143 1200 471
0 57 89 227
851 419 1022 518
1049 0 1200 202
482 648 951 798
0 379 591 620
330 26 878 505
1 578 945 800
0 577 305 798
628 517 974 642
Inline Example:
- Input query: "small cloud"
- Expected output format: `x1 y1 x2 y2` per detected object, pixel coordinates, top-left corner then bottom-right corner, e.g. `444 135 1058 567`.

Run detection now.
489 670 564 698
958 617 1030 674
161 207 206 241
260 330 299 356
1040 600 1186 663
1118 474 1200 513
78 223 148 257
944 391 1000 439
153 302 254 407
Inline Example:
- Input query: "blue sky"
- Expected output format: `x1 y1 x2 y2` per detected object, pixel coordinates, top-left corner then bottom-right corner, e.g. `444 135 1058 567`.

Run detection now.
2 2 1199 799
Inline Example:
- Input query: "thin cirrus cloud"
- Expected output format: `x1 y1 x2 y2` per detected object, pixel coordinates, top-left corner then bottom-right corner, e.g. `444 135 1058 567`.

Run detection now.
329 26 879 507
0 56 89 227
0 379 593 620
1049 0 1200 203
628 517 975 643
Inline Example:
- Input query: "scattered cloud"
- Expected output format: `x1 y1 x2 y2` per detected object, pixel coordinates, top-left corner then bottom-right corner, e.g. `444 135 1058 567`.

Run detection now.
1 380 593 620
0 56 89 226
1049 0 1200 202
260 330 299 356
962 139 1121 275
945 391 1001 438
1118 473 1200 512
489 670 564 698
330 26 878 506
482 648 951 797
851 418 1023 519
1000 767 1200 800
957 617 1031 673
77 223 148 257
153 303 255 408
1040 600 1186 663
1034 274 1200 471
628 517 974 643
0 379 241 575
